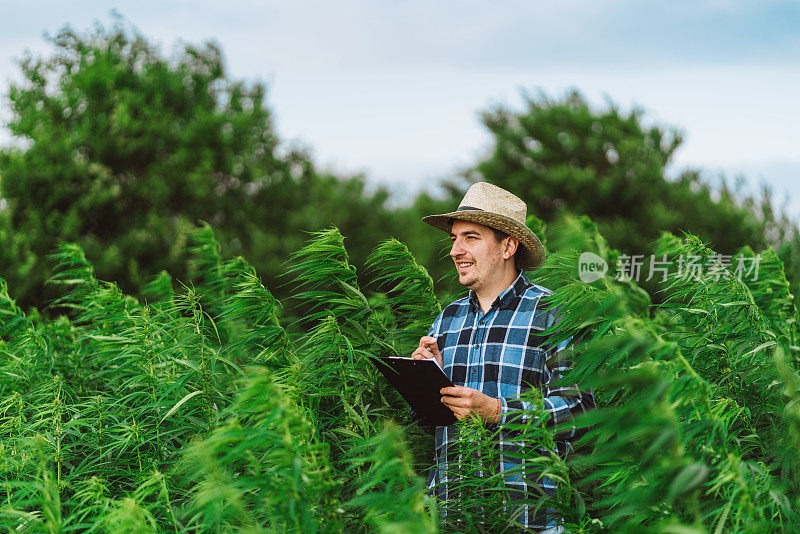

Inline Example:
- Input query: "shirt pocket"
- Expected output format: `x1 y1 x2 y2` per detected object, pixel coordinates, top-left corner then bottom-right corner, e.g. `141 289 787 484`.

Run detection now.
485 336 547 391
485 344 531 390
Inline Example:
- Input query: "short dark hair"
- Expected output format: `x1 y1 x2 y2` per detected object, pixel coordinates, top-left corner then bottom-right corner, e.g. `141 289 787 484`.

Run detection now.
491 228 510 243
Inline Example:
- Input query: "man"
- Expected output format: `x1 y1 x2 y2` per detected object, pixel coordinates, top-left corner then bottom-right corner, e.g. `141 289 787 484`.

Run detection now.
411 182 594 532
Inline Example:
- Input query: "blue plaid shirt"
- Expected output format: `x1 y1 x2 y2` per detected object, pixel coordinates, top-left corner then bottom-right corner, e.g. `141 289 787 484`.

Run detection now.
426 270 594 529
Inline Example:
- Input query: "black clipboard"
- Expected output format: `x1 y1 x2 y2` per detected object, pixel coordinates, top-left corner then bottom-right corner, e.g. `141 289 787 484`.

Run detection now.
371 356 457 426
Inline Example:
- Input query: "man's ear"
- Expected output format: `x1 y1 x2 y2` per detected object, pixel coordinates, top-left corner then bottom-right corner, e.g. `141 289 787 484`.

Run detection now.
503 236 519 260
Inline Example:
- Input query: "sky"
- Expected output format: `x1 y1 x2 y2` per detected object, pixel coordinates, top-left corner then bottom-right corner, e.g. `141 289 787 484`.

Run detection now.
1 0 799 213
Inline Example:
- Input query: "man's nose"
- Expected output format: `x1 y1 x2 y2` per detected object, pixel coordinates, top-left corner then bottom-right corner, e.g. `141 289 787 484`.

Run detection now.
450 239 465 258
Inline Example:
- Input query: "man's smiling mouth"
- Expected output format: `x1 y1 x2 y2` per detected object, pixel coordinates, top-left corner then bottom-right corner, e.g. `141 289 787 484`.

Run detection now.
457 262 473 269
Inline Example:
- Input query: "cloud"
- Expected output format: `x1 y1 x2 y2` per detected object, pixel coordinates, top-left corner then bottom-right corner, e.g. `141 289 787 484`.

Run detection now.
223 0 800 71
3 1 799 74
1 0 798 202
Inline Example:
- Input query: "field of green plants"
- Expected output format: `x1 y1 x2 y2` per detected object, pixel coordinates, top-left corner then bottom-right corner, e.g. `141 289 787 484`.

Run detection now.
1 216 799 533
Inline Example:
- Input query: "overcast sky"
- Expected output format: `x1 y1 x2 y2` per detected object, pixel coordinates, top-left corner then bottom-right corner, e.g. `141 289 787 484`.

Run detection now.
2 0 799 213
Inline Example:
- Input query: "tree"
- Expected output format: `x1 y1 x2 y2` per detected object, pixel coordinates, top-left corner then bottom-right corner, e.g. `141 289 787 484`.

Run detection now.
463 90 800 296
0 19 397 310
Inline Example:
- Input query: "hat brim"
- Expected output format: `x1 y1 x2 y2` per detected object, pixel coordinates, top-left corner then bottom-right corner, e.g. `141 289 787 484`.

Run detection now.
422 211 546 270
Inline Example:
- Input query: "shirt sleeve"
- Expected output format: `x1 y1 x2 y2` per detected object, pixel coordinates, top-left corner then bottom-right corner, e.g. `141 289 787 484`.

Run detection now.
497 321 595 440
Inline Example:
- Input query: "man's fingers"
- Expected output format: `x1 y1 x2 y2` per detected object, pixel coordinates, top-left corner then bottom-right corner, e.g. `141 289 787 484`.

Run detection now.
442 402 466 418
440 386 498 422
441 396 470 408
419 336 441 355
411 346 435 360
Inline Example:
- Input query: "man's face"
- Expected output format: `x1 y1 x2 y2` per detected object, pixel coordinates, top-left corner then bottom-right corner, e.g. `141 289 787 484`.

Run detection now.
449 220 508 290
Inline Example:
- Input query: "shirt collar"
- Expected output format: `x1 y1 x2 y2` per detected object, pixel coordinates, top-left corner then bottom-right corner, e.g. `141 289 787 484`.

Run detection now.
468 270 532 311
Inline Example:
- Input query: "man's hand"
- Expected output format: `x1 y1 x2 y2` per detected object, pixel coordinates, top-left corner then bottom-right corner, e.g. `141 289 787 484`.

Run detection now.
411 336 443 368
440 386 501 423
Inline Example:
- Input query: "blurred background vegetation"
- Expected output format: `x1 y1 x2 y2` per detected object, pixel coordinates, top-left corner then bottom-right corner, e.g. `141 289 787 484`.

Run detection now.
1 22 798 312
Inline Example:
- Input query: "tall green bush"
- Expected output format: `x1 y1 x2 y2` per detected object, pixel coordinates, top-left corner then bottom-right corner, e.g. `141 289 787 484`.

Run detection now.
1 219 799 532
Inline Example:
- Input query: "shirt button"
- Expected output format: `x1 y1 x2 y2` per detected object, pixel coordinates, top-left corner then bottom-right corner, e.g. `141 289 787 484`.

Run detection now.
472 370 477 375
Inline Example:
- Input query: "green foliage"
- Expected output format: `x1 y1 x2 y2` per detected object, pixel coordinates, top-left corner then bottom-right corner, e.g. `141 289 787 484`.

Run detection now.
438 388 572 533
0 225 444 532
367 238 441 351
0 19 397 310
1 217 800 532
4 23 799 321
1 17 799 534
529 213 800 532
181 369 340 532
344 424 437 533
477 90 757 251
467 90 800 300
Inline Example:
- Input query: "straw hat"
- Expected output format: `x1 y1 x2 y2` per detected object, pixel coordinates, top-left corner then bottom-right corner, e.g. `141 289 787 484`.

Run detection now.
422 182 545 270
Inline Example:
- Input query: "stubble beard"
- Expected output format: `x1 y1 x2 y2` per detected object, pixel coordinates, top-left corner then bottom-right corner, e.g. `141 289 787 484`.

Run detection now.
459 272 478 288
457 262 481 289
457 249 504 292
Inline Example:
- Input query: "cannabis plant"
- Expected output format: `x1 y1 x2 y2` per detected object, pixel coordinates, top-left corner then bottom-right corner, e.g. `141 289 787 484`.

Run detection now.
1 217 799 533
